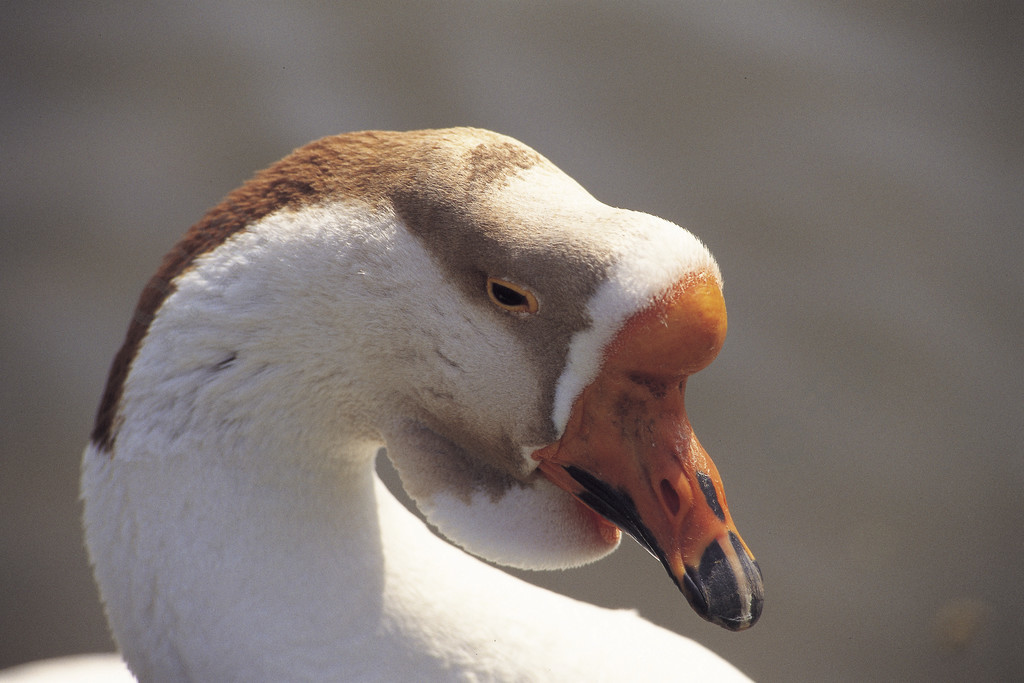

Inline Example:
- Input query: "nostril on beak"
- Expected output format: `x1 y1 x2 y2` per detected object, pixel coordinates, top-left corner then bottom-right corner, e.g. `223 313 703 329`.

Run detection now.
660 479 681 517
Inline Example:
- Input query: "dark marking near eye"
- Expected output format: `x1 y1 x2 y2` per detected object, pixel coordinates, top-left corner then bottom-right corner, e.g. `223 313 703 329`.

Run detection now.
213 353 238 372
696 471 726 522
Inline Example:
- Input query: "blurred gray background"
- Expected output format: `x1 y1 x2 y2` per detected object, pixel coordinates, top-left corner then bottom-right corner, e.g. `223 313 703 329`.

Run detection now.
2 2 1021 681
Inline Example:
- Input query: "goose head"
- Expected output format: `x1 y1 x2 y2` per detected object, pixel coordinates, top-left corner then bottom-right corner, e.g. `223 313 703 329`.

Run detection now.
90 127 762 633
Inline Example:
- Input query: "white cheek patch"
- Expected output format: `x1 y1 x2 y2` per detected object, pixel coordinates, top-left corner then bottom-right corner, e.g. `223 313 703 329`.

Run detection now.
552 214 720 433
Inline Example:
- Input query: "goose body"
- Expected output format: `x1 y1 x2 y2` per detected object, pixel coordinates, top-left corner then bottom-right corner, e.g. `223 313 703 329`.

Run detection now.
71 128 761 681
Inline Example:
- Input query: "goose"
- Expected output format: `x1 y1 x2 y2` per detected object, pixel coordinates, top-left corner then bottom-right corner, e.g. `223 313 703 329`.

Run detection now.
14 128 765 681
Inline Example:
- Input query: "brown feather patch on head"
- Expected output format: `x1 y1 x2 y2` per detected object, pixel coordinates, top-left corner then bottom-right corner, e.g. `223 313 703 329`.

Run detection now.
90 128 554 453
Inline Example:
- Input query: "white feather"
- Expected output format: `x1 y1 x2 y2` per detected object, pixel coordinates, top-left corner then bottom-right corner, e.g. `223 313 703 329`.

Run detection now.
68 150 750 680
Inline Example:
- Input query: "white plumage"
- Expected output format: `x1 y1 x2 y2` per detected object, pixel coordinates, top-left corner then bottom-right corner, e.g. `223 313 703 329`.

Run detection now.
6 129 762 681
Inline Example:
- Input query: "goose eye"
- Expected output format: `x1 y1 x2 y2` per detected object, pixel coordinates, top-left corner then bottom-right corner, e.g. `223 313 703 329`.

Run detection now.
486 277 539 314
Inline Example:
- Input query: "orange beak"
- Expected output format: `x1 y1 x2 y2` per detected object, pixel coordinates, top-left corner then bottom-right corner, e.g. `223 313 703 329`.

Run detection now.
533 274 763 631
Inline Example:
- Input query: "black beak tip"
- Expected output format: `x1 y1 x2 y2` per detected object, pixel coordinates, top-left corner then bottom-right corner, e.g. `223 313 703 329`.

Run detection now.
563 464 765 631
679 534 764 631
712 581 763 631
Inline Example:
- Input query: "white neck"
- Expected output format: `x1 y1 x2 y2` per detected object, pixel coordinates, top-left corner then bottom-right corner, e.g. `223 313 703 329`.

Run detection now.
82 200 749 680
83 418 647 681
87 429 381 677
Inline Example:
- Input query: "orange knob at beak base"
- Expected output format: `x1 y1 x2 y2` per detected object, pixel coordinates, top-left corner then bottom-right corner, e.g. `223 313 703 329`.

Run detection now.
533 274 763 631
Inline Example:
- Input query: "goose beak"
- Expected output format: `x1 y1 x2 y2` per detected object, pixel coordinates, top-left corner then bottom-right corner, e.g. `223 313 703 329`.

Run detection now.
533 276 763 631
